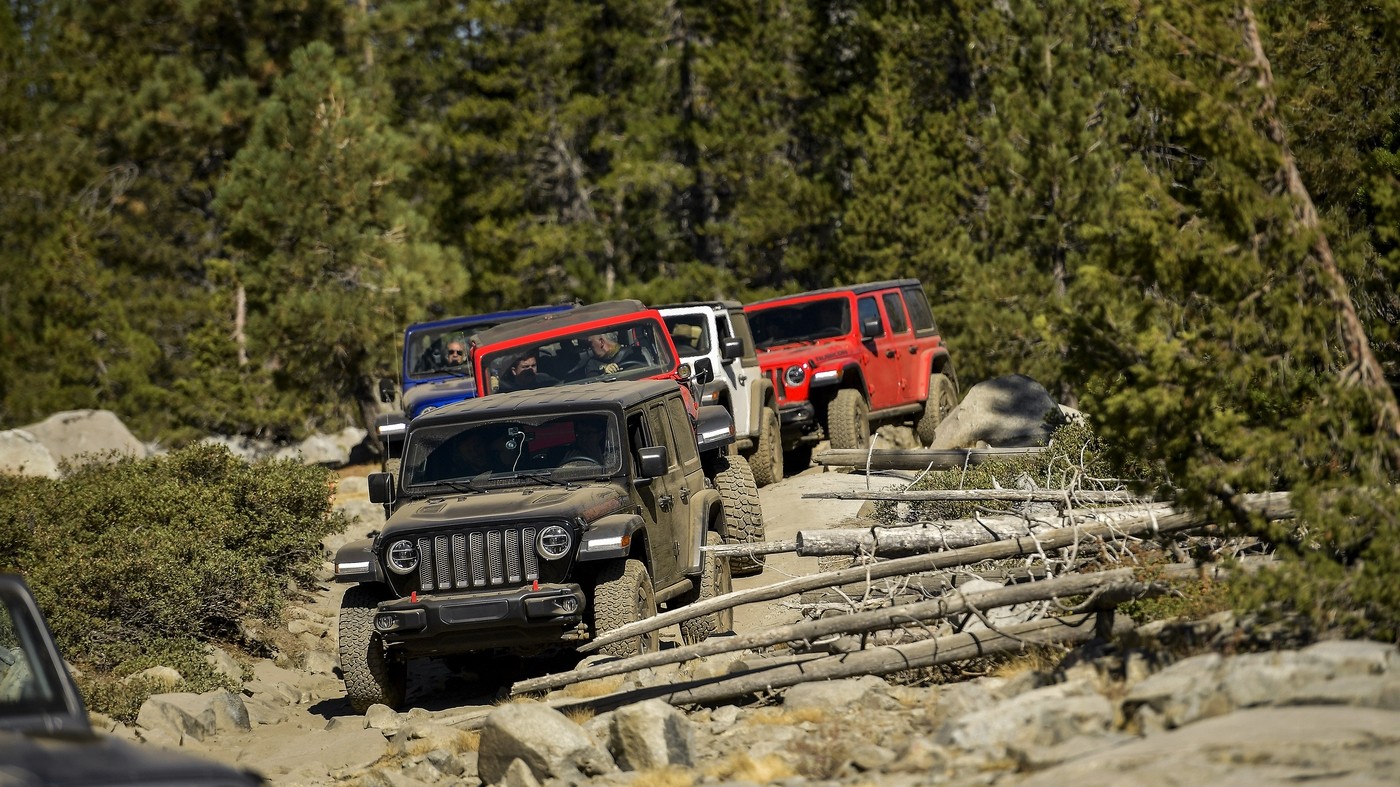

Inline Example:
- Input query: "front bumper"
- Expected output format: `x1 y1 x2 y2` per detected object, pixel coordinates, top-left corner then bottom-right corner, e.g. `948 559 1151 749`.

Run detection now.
373 582 587 654
778 401 820 444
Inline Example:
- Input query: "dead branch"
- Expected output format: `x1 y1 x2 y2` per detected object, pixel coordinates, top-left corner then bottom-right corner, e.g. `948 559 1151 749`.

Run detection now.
802 489 1153 505
554 613 1122 713
514 562 1221 696
814 447 1046 470
581 491 1292 654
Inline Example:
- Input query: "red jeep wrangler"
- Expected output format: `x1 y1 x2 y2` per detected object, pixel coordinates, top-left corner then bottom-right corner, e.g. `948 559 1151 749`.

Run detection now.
744 279 957 468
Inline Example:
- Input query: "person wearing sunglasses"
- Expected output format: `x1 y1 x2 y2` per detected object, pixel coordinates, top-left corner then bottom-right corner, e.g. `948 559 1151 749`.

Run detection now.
443 340 468 368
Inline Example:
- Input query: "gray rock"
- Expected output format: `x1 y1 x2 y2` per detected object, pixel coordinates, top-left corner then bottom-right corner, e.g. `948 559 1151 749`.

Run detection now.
499 758 542 787
938 681 1113 755
781 675 895 711
21 409 147 466
1017 706 1400 786
608 699 695 770
477 701 617 784
0 429 59 478
203 644 244 685
929 374 1063 450
136 689 250 742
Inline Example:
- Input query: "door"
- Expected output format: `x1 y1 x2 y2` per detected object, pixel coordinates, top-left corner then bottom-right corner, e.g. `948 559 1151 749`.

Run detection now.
880 290 915 405
628 400 692 585
859 295 902 411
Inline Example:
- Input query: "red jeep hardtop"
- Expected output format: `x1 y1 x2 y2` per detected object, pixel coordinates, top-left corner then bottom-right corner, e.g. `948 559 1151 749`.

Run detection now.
470 300 685 397
744 279 957 463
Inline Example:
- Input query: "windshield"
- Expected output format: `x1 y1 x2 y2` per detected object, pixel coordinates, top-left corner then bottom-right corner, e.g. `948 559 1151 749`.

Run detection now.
404 324 492 380
749 298 851 349
0 585 70 724
402 412 623 488
478 317 676 394
662 314 711 358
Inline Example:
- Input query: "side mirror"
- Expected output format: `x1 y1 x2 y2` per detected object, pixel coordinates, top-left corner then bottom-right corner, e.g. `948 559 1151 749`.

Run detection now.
719 336 744 361
860 318 882 339
636 446 668 479
378 377 397 403
691 357 715 385
367 472 396 505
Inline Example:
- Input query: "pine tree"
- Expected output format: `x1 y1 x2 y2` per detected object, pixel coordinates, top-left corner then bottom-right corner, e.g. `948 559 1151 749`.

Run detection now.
216 42 455 438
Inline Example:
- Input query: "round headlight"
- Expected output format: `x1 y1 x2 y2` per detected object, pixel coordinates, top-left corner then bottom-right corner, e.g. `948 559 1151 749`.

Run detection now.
386 539 418 574
784 364 807 386
537 525 573 560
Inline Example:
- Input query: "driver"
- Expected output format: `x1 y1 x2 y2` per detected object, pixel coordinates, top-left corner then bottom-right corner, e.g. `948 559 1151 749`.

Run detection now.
571 331 641 378
561 419 607 465
443 339 469 369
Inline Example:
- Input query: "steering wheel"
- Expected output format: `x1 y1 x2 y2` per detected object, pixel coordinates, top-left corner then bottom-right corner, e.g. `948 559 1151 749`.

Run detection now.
559 455 602 468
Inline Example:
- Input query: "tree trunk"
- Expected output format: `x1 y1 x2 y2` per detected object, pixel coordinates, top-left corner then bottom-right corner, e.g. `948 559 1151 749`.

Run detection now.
814 447 1045 470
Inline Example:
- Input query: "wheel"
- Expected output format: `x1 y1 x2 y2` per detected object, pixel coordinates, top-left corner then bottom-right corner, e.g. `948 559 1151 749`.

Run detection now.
747 407 783 487
591 559 660 658
916 373 958 446
783 443 814 474
712 453 766 577
338 585 407 714
678 531 733 645
828 389 870 450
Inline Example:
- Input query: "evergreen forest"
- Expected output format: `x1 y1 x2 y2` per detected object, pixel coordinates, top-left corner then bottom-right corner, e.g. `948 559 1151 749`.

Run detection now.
2 2 1398 635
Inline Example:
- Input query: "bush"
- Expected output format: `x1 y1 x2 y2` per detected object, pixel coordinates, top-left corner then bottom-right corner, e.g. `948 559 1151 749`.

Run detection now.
0 443 347 718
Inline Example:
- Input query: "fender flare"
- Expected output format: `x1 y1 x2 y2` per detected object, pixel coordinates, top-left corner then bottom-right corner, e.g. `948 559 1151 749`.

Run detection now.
577 513 645 562
746 377 776 431
683 488 724 575
332 538 385 584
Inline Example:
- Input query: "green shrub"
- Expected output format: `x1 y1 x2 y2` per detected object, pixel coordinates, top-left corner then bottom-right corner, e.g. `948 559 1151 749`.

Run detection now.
0 443 346 717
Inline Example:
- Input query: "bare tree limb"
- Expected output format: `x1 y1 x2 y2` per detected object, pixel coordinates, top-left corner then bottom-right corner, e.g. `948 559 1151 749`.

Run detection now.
553 614 1123 712
580 492 1292 654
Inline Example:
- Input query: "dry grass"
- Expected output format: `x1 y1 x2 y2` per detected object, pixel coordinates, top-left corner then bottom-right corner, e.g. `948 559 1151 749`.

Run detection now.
743 706 828 726
557 674 627 698
989 645 1066 679
562 705 596 725
628 766 696 787
705 752 797 783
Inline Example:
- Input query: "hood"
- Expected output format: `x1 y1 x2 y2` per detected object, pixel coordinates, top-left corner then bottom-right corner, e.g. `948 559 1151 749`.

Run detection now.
402 377 479 419
0 729 262 785
381 482 630 538
755 339 852 372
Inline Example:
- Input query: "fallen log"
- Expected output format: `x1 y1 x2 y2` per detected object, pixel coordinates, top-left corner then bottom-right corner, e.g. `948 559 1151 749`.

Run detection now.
814 447 1045 471
515 563 1208 696
803 488 1153 505
579 491 1292 654
794 504 1173 556
556 613 1121 713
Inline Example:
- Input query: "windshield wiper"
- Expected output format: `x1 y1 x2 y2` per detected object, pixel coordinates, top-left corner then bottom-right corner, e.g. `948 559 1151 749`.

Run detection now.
502 469 571 487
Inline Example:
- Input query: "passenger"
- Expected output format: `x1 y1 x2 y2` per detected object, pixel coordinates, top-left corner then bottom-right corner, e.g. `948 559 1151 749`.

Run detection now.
496 349 558 392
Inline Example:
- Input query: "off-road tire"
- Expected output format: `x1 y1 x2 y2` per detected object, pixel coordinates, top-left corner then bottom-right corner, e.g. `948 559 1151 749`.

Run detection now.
828 389 871 450
591 559 660 658
712 454 766 576
916 373 958 446
338 584 408 714
678 531 733 645
747 407 783 487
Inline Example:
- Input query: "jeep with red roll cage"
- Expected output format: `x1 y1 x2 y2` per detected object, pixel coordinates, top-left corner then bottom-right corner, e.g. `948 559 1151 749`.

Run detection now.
333 382 735 712
465 299 767 574
744 279 958 469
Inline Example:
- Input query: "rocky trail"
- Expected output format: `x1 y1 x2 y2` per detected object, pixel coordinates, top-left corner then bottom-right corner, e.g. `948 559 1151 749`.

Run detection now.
105 460 1400 787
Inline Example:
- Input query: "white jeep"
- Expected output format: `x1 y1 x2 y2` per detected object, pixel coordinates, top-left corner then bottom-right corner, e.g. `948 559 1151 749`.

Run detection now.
659 301 783 488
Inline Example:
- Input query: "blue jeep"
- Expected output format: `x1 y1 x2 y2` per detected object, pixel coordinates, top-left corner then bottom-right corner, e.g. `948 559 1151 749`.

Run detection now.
376 304 574 470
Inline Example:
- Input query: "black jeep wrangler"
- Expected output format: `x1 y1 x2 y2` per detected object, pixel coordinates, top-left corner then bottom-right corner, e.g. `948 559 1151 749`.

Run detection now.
333 380 738 713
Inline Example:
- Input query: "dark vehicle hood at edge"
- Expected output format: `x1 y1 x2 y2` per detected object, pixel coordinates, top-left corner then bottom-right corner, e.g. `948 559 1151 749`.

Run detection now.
0 728 263 786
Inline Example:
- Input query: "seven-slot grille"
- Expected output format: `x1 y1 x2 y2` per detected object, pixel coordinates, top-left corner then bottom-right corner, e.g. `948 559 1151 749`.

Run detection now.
416 527 539 592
